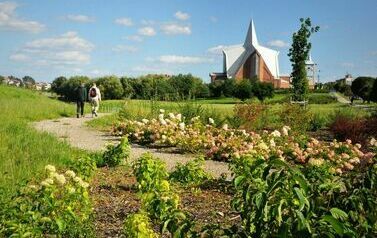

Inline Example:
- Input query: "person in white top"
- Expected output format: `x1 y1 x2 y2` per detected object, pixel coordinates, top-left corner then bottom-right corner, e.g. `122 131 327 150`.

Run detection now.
88 83 101 117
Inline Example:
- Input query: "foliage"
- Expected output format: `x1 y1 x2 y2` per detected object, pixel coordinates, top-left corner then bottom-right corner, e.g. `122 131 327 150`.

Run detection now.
229 154 377 237
351 76 375 102
234 102 268 130
235 79 253 101
309 113 327 131
101 137 131 167
69 155 97 180
279 104 313 133
59 75 90 101
288 18 319 101
369 77 377 102
252 80 274 102
0 75 5 84
22 76 36 88
169 157 213 186
132 153 193 237
123 213 159 238
308 93 337 104
0 165 93 237
51 76 68 95
96 75 124 99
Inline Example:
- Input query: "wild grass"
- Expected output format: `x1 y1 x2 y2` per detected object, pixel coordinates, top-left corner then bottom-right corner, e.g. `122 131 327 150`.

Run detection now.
0 85 85 197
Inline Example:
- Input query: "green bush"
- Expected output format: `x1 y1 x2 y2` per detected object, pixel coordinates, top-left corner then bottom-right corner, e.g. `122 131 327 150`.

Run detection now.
279 104 313 133
309 113 328 131
96 75 124 100
169 157 212 186
102 137 131 167
123 213 158 238
0 165 94 237
308 93 337 104
70 155 97 180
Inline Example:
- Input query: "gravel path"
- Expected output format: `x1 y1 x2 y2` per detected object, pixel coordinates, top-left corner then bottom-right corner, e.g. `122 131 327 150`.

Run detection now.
32 114 230 178
330 91 351 104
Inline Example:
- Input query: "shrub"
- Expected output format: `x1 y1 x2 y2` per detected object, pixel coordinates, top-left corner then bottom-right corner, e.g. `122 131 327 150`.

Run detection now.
252 80 274 102
0 165 93 237
234 79 253 101
351 77 375 102
169 157 213 186
102 137 131 167
70 155 97 180
123 213 158 238
309 113 328 131
308 93 337 104
234 102 268 131
279 104 313 133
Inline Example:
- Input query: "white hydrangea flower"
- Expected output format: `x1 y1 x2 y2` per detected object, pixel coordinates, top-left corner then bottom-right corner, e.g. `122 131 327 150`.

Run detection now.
161 135 167 141
271 130 281 137
258 142 268 150
168 113 175 119
65 170 76 178
208 118 215 124
41 178 54 187
179 122 185 130
176 114 182 121
141 119 149 124
159 119 167 125
270 139 276 147
67 187 76 194
370 138 377 146
222 124 228 130
79 181 89 188
159 109 165 113
158 113 164 120
74 177 83 183
54 174 66 185
45 165 56 173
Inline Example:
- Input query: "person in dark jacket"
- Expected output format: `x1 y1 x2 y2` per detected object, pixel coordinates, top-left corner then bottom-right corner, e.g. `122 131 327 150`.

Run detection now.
76 83 87 118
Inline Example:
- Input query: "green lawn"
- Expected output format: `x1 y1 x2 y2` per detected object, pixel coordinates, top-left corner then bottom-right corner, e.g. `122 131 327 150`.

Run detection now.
0 85 85 197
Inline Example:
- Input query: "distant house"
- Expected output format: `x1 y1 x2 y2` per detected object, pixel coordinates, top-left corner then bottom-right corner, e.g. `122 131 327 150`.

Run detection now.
337 73 353 86
35 82 51 91
5 76 22 87
210 20 290 89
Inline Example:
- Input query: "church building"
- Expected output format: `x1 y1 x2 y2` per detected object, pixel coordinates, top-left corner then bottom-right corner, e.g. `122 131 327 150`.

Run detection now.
210 20 290 89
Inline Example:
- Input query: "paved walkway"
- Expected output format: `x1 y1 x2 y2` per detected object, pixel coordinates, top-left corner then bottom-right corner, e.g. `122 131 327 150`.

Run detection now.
32 114 230 178
330 91 351 104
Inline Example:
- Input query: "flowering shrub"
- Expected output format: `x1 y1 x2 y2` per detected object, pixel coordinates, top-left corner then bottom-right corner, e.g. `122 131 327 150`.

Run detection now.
0 165 93 237
113 110 375 175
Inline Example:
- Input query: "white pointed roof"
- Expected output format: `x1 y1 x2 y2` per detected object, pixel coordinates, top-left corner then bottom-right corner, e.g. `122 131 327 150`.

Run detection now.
222 20 280 79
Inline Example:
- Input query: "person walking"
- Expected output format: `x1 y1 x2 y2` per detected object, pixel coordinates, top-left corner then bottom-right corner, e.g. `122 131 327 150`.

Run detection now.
88 83 101 117
76 83 87 118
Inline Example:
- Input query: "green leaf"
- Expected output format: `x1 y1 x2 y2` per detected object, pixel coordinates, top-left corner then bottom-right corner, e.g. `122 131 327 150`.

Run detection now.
296 210 311 233
321 215 344 235
234 176 245 187
330 208 348 221
294 187 310 211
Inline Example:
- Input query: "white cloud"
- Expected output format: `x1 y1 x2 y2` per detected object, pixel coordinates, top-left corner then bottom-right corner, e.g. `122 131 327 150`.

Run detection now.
209 16 218 23
124 35 143 42
207 45 227 55
138 26 156 36
9 53 30 61
141 19 156 25
158 55 213 64
161 23 191 35
0 1 45 33
64 14 95 23
112 44 138 53
10 31 94 65
131 65 173 75
267 40 289 48
115 17 133 26
174 11 190 21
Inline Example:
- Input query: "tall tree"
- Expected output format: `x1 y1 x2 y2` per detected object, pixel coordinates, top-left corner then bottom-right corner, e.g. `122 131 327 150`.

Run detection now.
288 18 319 101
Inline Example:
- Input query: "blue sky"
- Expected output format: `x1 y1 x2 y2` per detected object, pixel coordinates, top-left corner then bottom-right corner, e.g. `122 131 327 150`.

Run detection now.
0 0 376 83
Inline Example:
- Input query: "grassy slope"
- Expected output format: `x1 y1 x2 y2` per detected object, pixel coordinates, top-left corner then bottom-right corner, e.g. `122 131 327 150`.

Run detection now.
0 85 84 196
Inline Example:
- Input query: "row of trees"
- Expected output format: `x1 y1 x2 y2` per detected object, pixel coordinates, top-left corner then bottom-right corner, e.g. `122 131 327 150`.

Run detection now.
51 74 275 102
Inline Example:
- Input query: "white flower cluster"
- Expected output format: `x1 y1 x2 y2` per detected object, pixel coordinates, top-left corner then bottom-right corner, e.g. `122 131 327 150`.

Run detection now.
370 138 377 147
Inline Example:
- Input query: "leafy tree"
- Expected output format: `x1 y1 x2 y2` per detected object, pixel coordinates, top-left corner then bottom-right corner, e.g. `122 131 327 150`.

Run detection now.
209 80 225 98
370 78 377 102
169 74 203 99
351 77 375 102
0 75 5 84
288 18 319 101
120 77 136 98
22 76 35 88
96 75 124 100
51 76 67 95
235 79 253 101
62 76 90 101
252 81 274 102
